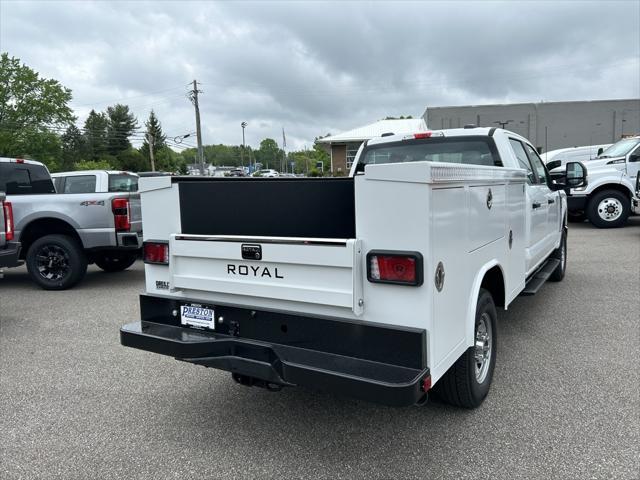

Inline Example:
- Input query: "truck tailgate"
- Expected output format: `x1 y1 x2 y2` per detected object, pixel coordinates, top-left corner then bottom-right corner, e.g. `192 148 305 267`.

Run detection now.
169 235 364 314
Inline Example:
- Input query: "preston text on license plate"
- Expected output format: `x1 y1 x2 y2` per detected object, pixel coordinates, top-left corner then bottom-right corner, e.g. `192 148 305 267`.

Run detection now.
180 305 215 330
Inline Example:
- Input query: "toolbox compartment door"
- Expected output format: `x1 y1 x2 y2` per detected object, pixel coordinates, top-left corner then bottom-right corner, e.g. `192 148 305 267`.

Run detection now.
168 235 364 315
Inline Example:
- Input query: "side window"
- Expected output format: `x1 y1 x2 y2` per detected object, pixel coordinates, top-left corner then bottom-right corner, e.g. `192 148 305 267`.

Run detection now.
525 144 547 184
26 165 56 194
63 175 97 194
509 139 535 184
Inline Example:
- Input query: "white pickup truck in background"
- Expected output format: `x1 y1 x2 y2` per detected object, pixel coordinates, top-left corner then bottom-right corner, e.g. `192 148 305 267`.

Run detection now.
553 136 640 227
120 127 587 408
52 170 139 194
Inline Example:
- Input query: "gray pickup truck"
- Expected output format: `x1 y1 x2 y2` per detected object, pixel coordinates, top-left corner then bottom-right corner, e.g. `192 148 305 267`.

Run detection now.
0 191 22 270
0 157 142 289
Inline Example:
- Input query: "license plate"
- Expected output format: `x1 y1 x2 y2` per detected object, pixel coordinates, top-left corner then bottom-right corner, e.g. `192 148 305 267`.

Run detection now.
180 304 215 330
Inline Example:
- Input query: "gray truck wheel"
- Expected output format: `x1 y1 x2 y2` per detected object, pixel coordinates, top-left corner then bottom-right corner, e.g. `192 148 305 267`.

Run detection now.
94 251 137 272
587 190 630 228
549 229 567 282
433 288 497 408
26 234 87 290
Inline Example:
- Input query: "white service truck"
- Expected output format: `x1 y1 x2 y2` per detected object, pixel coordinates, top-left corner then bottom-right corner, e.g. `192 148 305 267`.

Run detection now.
120 127 587 408
558 136 640 227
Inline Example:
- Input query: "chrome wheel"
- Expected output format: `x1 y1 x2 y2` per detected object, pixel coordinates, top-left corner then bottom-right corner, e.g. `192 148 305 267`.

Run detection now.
35 244 70 281
474 313 493 383
597 197 623 222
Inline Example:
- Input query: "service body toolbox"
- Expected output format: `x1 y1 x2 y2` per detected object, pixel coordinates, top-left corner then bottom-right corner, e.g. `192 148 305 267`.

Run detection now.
121 127 586 408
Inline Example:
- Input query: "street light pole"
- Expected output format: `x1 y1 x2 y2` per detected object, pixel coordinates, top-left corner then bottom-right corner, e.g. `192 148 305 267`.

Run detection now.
241 121 247 171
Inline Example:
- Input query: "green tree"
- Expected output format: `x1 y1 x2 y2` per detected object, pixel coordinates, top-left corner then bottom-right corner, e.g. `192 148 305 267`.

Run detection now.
83 110 109 160
0 53 73 167
106 104 137 155
255 138 282 170
116 148 147 172
60 124 85 171
140 110 166 165
75 159 114 171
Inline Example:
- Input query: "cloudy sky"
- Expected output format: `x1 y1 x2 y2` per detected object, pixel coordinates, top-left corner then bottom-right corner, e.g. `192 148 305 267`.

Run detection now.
1 0 639 150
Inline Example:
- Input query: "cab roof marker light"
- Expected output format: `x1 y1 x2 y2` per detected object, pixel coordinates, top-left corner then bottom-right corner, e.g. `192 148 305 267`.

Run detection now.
414 132 432 139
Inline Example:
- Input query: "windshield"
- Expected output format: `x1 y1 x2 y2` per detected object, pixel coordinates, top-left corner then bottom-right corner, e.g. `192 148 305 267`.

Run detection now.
357 137 501 173
108 174 138 192
598 138 640 158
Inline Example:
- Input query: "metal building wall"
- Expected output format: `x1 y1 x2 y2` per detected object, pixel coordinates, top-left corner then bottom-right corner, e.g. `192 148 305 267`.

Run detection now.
424 99 640 152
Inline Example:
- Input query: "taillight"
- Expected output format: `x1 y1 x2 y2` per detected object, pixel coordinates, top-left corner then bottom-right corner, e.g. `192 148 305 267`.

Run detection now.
112 198 130 231
414 132 432 139
367 251 423 286
144 242 169 265
3 201 14 241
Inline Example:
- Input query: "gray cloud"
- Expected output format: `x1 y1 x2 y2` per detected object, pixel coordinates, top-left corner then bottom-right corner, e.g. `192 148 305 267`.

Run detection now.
1 0 638 150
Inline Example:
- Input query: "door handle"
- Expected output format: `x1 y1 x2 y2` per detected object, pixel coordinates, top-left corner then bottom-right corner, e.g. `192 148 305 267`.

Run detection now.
548 199 555 205
532 202 541 209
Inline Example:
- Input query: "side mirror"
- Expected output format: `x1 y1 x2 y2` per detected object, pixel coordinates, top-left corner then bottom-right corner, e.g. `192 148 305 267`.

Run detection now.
636 171 640 196
628 153 640 163
566 161 587 188
597 147 604 156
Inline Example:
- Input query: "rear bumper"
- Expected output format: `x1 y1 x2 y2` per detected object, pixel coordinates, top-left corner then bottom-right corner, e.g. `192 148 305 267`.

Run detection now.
116 231 142 249
567 195 587 212
0 242 23 268
120 294 430 407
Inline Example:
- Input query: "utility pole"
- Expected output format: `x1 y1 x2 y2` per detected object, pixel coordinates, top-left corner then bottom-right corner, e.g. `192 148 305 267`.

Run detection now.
189 80 205 175
147 132 156 172
241 122 247 171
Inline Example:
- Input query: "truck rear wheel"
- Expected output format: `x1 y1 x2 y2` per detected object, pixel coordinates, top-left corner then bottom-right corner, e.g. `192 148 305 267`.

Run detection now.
587 190 630 228
433 288 497 408
94 251 137 272
26 234 87 290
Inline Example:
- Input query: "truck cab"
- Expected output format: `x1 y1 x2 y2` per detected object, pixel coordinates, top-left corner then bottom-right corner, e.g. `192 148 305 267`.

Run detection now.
120 128 585 408
565 136 640 227
51 170 139 194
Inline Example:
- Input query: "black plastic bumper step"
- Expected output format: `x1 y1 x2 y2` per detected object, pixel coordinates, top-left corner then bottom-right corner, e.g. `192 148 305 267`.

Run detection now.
121 321 430 407
520 258 560 296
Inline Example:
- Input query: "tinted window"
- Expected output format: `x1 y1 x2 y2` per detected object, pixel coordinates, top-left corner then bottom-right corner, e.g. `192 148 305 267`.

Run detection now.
0 163 55 195
63 175 97 194
525 144 547 184
53 177 65 193
109 174 138 192
509 139 535 184
358 137 501 172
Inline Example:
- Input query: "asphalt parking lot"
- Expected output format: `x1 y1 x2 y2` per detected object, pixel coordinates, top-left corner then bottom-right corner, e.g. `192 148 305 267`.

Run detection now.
1 218 639 480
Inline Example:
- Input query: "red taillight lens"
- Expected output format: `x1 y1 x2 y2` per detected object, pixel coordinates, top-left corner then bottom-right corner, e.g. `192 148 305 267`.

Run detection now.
112 198 130 231
414 132 432 139
143 242 169 264
367 251 423 286
3 201 14 241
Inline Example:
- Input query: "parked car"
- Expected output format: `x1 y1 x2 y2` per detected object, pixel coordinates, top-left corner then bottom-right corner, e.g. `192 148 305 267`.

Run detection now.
0 191 22 270
228 169 246 177
1 158 142 289
543 144 611 171
52 170 139 193
561 136 640 227
121 127 586 408
252 169 279 177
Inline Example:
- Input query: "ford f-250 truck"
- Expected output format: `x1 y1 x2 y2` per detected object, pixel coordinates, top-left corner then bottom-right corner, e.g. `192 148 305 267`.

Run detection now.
120 127 587 408
0 157 142 289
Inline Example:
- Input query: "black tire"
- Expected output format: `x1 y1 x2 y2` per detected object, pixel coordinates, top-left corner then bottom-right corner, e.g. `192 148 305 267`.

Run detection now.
586 190 630 228
549 228 567 282
94 251 137 272
433 288 497 408
26 234 87 290
567 211 586 223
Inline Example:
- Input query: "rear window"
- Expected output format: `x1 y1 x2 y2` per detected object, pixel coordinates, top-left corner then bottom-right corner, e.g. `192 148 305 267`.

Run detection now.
0 163 55 195
62 175 97 194
108 174 138 192
357 137 501 173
